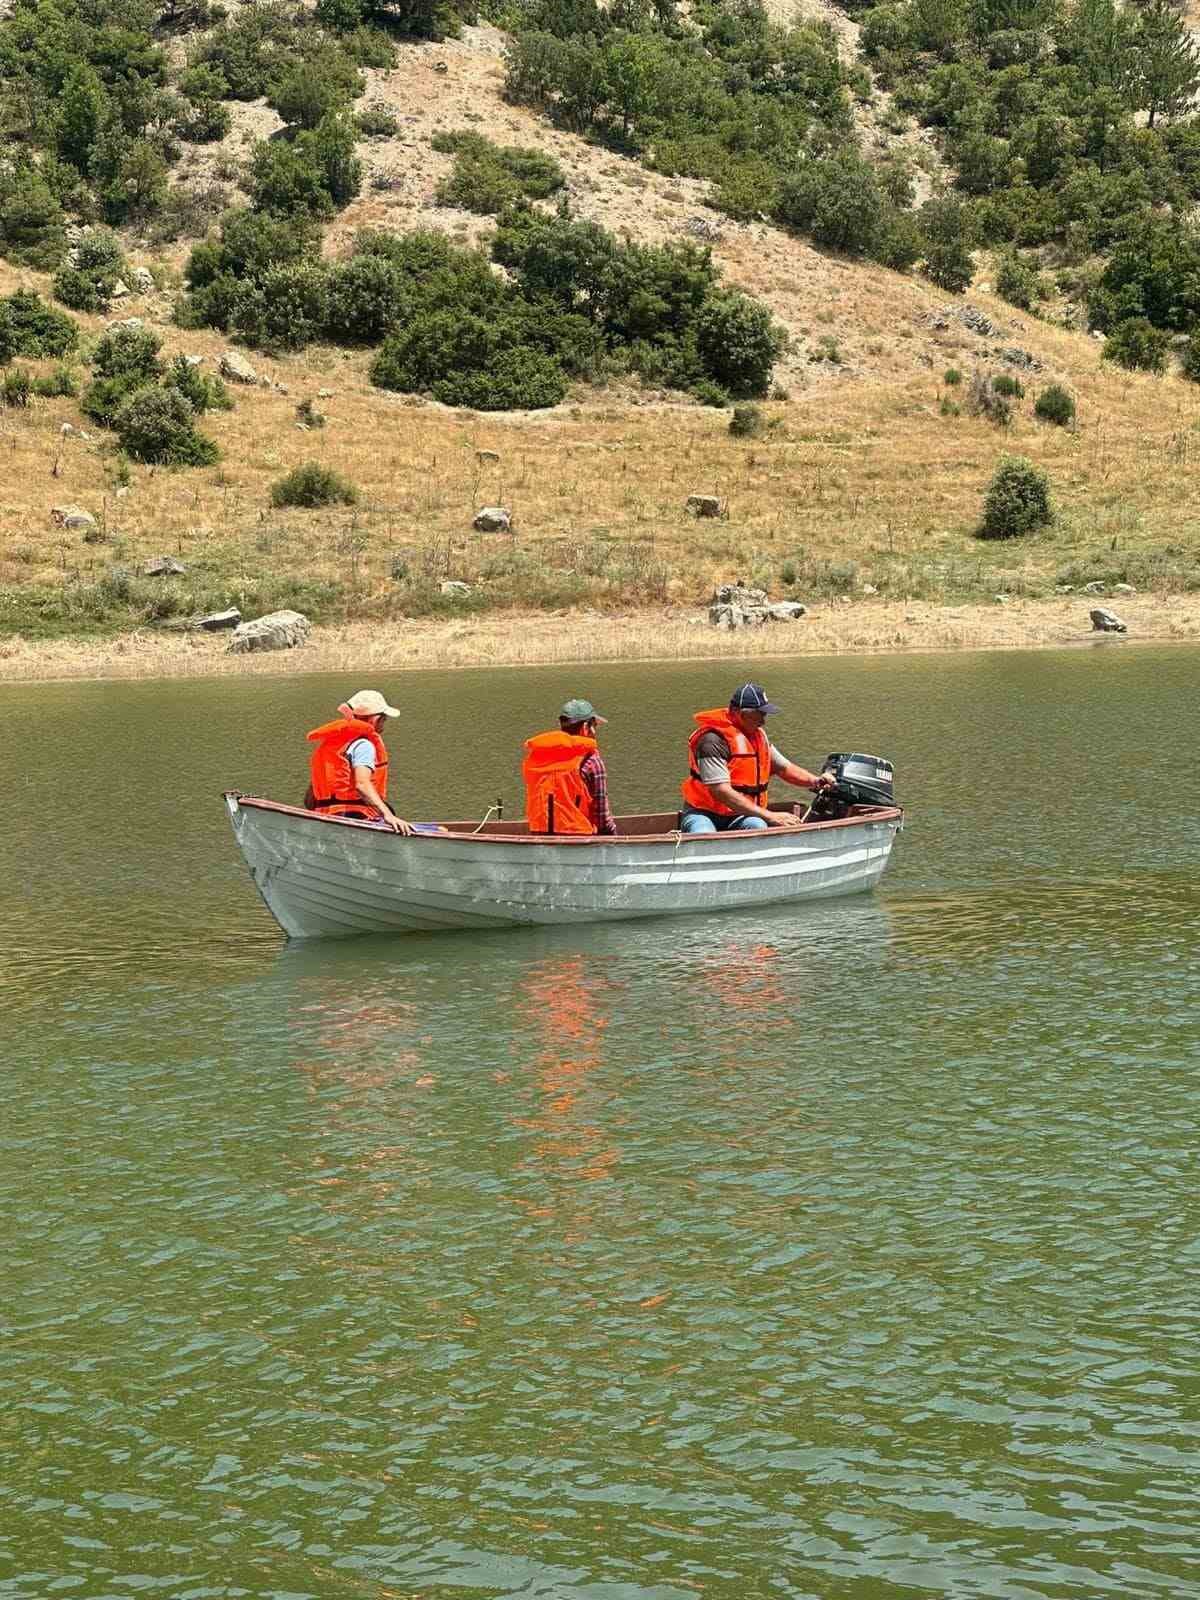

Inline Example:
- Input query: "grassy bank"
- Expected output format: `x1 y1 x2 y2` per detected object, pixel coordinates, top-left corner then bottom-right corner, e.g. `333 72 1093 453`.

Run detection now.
3 595 1198 684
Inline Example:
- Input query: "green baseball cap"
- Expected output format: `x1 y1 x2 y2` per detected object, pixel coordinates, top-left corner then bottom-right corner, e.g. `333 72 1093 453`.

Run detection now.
559 698 607 725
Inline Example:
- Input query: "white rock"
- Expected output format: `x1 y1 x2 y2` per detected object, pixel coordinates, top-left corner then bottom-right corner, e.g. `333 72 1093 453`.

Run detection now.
440 580 472 596
130 266 155 295
228 609 311 653
50 504 96 533
220 350 259 385
473 506 511 533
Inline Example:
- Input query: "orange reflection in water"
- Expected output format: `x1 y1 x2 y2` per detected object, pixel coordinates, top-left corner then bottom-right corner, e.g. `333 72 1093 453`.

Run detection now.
509 953 620 1242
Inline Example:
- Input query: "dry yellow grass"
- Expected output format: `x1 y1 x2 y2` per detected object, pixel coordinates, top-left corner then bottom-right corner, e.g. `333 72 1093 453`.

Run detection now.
3 259 1200 613
3 595 1199 683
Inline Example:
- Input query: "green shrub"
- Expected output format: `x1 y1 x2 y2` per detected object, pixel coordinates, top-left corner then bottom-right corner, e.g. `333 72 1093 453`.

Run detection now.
32 366 78 398
729 403 766 437
230 260 331 352
356 105 399 136
1034 384 1076 425
435 135 565 213
695 291 783 399
1103 317 1170 374
325 253 403 344
437 153 521 214
53 227 126 312
925 239 974 293
1181 331 1200 383
268 50 363 130
775 153 884 256
1 292 79 358
2 368 32 407
944 366 962 385
978 455 1053 540
270 460 358 507
0 167 67 270
164 354 233 413
992 372 1024 398
91 326 163 383
692 378 730 407
112 386 219 466
995 251 1040 310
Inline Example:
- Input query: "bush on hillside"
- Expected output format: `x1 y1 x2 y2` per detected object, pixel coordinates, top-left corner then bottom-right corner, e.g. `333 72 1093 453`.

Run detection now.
1180 331 1200 382
32 365 78 398
53 227 126 312
775 153 884 256
695 291 783 399
1034 384 1076 425
270 461 358 507
355 105 399 136
1 291 79 358
164 355 233 413
0 167 67 270
1103 317 1170 373
992 372 1024 398
978 455 1053 540
324 253 404 344
729 403 766 437
112 386 219 466
995 251 1041 310
230 260 331 352
3 367 32 407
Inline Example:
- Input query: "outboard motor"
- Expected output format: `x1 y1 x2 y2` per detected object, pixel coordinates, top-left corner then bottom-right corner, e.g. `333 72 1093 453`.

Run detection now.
805 753 895 821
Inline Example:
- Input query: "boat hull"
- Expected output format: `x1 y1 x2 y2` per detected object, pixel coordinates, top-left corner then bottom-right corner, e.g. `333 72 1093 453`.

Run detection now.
225 796 902 940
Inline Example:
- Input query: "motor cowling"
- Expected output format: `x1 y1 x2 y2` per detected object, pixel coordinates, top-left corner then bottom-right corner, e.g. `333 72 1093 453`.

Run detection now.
803 753 895 822
822 753 895 808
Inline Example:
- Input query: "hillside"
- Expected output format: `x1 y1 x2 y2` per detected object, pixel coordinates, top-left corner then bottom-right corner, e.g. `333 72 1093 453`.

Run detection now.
2 0 1200 669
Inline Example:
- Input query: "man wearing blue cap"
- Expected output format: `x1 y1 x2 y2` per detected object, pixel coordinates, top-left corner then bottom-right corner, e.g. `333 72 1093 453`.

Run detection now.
679 683 832 833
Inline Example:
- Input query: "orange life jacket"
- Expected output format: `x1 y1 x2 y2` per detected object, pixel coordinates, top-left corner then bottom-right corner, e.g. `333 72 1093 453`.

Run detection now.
680 708 770 816
522 731 598 835
307 717 389 819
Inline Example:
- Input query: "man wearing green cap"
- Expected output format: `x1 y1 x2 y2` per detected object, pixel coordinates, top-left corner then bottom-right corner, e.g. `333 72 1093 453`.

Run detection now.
521 698 617 836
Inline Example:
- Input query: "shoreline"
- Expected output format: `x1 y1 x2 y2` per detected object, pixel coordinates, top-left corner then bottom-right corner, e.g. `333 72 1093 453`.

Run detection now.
2 596 1198 684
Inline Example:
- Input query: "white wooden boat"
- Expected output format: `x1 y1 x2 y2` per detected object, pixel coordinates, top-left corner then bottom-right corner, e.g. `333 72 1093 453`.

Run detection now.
224 793 902 940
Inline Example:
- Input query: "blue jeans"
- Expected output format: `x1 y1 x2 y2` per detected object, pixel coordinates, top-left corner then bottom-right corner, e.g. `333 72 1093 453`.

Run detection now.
680 811 769 834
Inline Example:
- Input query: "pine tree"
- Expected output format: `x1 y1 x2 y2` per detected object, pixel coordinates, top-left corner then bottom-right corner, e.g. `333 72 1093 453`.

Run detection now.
1135 0 1200 128
57 64 107 178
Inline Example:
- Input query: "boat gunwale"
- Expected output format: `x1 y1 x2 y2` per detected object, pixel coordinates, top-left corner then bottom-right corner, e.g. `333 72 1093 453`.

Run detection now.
224 793 903 844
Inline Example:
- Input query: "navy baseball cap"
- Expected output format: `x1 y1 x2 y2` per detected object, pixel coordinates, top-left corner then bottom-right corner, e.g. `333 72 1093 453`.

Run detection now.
729 682 780 715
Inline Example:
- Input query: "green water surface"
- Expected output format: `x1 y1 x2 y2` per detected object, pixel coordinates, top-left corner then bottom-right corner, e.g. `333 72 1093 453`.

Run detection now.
1 646 1197 1599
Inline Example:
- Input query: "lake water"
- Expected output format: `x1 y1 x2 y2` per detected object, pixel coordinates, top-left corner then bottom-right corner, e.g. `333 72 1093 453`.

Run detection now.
2 646 1197 1600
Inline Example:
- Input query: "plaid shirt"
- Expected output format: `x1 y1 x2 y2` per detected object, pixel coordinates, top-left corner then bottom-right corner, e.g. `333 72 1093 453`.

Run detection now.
579 750 617 835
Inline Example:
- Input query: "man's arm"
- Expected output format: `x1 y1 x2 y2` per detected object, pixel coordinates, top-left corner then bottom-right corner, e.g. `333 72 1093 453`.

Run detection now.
704 780 801 828
696 733 799 827
353 765 414 835
581 752 617 835
770 747 832 792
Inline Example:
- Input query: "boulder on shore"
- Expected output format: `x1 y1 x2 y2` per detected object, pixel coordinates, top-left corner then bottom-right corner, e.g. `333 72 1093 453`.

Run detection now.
197 607 241 632
228 609 311 653
141 556 186 577
1090 607 1127 634
708 582 808 628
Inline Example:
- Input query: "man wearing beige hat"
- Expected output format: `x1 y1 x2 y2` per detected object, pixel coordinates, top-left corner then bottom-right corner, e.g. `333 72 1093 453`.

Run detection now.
306 689 418 834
